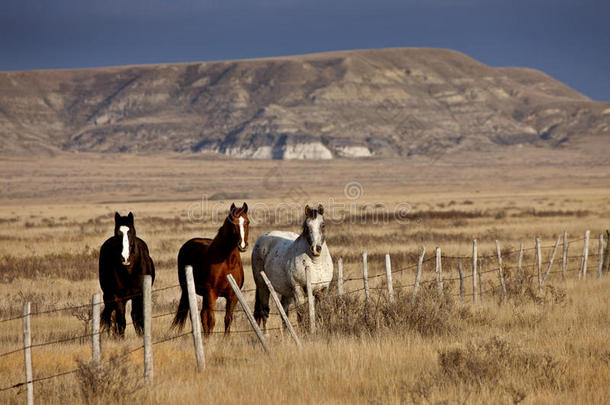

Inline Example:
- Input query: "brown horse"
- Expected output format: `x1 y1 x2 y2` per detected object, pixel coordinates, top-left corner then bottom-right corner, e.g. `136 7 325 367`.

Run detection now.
171 202 249 336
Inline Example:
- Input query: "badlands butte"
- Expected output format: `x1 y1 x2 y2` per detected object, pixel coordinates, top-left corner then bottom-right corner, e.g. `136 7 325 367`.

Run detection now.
0 47 609 159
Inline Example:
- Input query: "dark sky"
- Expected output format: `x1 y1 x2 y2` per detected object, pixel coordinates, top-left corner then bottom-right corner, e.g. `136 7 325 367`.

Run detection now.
1 0 608 100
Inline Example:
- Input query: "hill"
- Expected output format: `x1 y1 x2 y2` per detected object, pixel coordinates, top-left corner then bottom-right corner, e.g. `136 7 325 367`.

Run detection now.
0 48 609 158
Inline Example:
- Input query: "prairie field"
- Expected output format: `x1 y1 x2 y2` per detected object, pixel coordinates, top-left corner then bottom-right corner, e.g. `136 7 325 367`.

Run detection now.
0 151 609 404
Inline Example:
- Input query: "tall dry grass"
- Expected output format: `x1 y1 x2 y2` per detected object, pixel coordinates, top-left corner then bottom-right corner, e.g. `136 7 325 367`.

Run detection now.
0 156 609 404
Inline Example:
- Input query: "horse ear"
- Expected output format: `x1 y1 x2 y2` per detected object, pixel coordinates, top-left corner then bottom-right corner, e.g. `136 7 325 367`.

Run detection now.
230 203 236 213
115 212 120 223
317 204 324 216
242 202 248 213
127 212 134 223
304 205 312 218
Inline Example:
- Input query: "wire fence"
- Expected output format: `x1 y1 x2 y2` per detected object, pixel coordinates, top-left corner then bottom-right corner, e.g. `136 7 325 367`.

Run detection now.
0 232 607 396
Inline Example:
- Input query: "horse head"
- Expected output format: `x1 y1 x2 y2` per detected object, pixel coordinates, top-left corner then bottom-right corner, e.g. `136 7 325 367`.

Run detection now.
228 202 250 252
114 212 136 266
303 204 326 257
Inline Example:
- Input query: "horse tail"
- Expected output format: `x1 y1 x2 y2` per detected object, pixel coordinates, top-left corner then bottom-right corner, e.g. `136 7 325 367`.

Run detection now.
171 290 189 330
171 266 193 330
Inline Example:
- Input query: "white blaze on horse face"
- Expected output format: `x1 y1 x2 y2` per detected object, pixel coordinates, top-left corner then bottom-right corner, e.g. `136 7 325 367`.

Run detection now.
308 215 324 256
238 217 246 249
119 226 130 263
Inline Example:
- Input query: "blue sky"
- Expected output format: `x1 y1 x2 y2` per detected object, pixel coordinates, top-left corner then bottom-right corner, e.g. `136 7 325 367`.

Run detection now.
1 0 608 100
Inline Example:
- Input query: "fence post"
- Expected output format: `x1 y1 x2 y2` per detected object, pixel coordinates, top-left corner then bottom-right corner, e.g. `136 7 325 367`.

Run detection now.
597 233 604 279
478 259 484 303
91 293 101 366
602 230 610 274
495 240 507 298
226 274 269 352
457 260 464 303
542 236 560 285
305 265 316 334
385 254 394 302
517 243 524 277
362 250 370 301
536 237 542 289
337 258 344 296
580 230 590 280
562 231 568 281
23 302 33 405
260 271 302 348
435 247 443 295
412 247 425 303
185 266 205 371
142 275 153 385
472 240 478 304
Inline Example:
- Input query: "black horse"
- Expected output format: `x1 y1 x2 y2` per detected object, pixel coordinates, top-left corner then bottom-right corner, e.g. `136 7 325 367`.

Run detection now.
99 212 155 337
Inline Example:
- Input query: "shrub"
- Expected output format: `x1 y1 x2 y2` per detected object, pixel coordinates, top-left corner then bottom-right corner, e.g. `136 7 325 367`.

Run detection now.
75 350 144 405
438 336 570 393
298 282 466 338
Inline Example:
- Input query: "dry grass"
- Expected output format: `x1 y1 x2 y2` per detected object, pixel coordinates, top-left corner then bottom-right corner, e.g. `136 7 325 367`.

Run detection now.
1 154 609 404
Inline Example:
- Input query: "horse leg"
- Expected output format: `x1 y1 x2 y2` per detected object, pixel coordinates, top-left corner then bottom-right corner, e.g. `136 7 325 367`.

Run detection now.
100 297 116 334
280 294 294 333
131 295 144 336
293 285 306 324
224 294 237 336
280 294 293 318
254 286 270 334
115 300 127 338
200 291 216 337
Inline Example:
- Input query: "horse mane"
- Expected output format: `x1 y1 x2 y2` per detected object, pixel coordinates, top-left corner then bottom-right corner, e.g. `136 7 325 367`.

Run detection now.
209 214 238 256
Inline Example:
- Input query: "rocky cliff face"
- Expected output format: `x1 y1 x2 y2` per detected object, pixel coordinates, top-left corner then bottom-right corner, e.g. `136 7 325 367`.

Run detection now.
0 48 608 158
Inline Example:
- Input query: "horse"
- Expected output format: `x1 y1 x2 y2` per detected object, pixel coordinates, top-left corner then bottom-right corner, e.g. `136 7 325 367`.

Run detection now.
99 212 155 338
251 204 333 332
171 202 249 336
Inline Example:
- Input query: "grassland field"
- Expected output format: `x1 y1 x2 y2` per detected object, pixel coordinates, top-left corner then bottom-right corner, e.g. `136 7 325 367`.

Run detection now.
0 150 609 404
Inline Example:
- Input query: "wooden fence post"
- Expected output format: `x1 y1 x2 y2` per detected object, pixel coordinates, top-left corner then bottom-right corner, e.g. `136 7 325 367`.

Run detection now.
91 293 101 366
535 237 542 289
435 247 443 295
580 230 590 280
562 231 568 281
226 274 269 352
602 230 610 274
412 247 425 303
472 240 478 304
542 236 560 285
385 254 394 302
23 302 33 405
362 250 370 301
517 243 524 277
143 275 153 385
185 266 205 371
260 271 302 348
495 240 507 298
457 260 464 303
478 259 484 303
597 233 604 279
337 258 344 296
305 265 315 334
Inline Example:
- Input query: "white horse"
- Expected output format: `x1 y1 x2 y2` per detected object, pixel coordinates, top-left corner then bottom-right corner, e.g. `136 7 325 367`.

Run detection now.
251 204 333 331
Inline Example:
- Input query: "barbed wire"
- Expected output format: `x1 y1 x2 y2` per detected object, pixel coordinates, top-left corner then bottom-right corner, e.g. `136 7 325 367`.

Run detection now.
0 368 78 393
0 235 605 382
0 234 599 323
